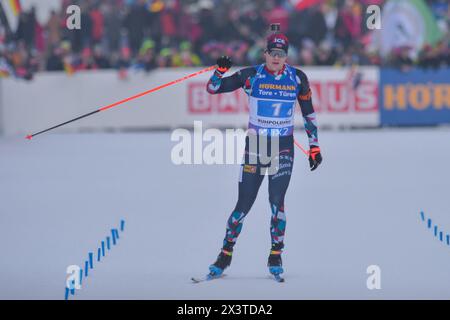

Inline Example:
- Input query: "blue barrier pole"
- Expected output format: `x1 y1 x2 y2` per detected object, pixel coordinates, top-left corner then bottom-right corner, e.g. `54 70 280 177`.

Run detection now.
89 252 94 269
111 229 117 245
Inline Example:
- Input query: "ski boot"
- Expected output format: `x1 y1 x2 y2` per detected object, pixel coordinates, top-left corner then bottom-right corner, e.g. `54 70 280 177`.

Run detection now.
209 249 232 277
268 246 284 282
268 252 283 275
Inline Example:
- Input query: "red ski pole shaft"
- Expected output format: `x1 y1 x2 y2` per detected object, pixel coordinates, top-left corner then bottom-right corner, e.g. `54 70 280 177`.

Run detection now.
26 65 216 140
26 64 310 156
294 138 309 156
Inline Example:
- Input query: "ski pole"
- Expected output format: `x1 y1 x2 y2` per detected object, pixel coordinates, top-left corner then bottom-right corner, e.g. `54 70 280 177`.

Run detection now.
25 65 216 140
25 64 309 156
294 138 309 156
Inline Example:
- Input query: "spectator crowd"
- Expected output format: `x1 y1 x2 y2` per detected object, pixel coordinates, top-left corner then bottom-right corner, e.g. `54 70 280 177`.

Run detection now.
0 0 449 80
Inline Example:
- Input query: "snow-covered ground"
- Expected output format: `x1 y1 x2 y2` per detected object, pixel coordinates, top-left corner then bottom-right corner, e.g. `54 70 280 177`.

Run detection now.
0 128 449 299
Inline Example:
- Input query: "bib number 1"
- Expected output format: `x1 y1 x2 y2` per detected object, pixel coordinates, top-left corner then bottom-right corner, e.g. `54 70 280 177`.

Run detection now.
257 101 294 118
273 103 281 117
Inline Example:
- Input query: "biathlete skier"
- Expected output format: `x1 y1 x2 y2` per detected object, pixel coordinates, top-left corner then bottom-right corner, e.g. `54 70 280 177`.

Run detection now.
204 28 322 280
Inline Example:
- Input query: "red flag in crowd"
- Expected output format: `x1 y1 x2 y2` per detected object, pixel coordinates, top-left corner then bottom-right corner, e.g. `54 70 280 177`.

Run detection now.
291 0 322 11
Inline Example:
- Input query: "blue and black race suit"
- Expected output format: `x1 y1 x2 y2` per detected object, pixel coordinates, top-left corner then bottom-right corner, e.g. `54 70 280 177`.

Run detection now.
206 63 319 253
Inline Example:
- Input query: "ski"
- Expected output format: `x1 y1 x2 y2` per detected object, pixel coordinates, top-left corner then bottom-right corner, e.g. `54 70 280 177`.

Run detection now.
191 274 226 283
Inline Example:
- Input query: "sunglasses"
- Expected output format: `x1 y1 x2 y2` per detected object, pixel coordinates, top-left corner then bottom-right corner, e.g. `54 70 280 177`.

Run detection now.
268 50 287 58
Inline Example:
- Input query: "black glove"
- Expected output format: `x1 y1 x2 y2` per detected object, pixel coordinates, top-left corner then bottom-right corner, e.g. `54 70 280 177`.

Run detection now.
216 55 232 73
309 146 322 171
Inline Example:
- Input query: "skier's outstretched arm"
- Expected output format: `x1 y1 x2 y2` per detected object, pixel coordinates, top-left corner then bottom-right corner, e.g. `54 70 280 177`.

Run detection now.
295 68 323 171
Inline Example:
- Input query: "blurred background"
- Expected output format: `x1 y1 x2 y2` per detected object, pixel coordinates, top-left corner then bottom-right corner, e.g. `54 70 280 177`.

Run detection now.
0 0 448 80
1 0 449 133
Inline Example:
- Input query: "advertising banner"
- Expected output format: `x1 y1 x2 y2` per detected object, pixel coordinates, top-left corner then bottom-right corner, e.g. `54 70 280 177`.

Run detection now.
380 68 450 126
